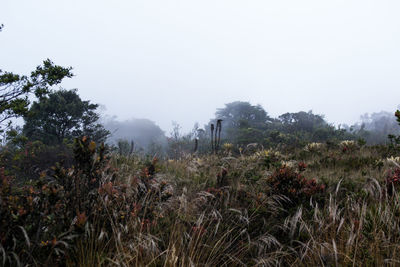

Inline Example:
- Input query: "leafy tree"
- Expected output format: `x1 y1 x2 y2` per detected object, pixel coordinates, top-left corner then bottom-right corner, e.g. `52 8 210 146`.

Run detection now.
388 110 400 145
23 89 109 145
208 103 355 149
211 101 273 145
277 111 353 145
278 111 326 133
216 101 272 129
0 59 73 133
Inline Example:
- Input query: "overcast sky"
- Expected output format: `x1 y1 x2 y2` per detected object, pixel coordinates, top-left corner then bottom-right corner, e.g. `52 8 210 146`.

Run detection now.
2 0 400 133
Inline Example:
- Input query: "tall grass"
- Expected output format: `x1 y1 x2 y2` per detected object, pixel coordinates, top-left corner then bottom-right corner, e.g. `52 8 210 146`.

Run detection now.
2 142 400 265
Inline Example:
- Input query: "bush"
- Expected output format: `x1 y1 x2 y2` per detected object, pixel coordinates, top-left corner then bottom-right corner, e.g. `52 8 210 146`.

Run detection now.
386 168 400 196
267 166 325 206
0 140 73 181
0 136 172 265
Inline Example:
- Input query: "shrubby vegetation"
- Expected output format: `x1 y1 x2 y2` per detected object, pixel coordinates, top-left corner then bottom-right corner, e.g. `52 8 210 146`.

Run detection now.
1 88 108 181
203 102 354 153
3 59 400 265
3 131 400 265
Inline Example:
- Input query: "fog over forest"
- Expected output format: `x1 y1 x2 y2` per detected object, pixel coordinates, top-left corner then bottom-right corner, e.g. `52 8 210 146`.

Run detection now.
3 2 400 266
103 116 167 152
2 0 400 151
101 101 400 153
2 0 400 134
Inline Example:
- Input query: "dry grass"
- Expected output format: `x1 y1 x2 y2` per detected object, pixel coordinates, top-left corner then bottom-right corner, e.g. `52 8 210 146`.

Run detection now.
3 144 400 266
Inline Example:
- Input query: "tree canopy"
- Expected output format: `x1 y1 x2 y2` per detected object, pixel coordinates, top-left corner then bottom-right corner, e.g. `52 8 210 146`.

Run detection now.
215 101 272 129
23 89 109 145
212 101 273 145
278 111 326 133
0 59 73 132
205 102 356 148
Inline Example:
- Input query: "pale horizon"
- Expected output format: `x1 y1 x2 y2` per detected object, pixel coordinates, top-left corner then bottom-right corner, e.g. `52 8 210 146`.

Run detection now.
2 0 400 133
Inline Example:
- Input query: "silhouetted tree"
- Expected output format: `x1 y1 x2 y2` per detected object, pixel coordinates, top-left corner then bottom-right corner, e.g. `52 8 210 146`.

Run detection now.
0 59 73 134
278 111 326 133
388 110 400 146
211 101 273 145
23 89 109 145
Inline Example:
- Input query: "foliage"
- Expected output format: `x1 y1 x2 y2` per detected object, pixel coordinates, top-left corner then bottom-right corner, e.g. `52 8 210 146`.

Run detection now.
2 135 400 265
211 101 273 146
0 59 72 135
277 111 354 146
340 140 359 153
112 102 366 156
267 165 325 206
3 104 400 265
205 102 356 151
23 89 109 145
0 138 73 181
304 142 325 153
388 110 400 147
279 110 326 133
386 168 400 195
216 101 272 129
0 137 172 266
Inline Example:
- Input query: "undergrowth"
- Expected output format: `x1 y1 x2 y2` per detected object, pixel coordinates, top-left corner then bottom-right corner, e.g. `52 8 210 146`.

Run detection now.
2 140 400 266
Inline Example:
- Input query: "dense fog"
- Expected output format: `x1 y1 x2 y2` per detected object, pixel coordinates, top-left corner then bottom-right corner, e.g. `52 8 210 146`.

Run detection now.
349 110 400 144
103 117 167 154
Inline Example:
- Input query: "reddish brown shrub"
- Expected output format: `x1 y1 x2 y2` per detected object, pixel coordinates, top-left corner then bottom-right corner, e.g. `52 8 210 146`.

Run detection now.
386 168 400 195
267 166 325 206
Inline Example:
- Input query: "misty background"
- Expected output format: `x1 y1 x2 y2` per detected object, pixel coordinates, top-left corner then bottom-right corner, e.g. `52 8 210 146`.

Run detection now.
2 0 400 141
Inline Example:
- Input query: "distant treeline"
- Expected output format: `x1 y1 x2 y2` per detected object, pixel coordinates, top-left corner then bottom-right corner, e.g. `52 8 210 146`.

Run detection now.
106 101 400 157
1 57 399 175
